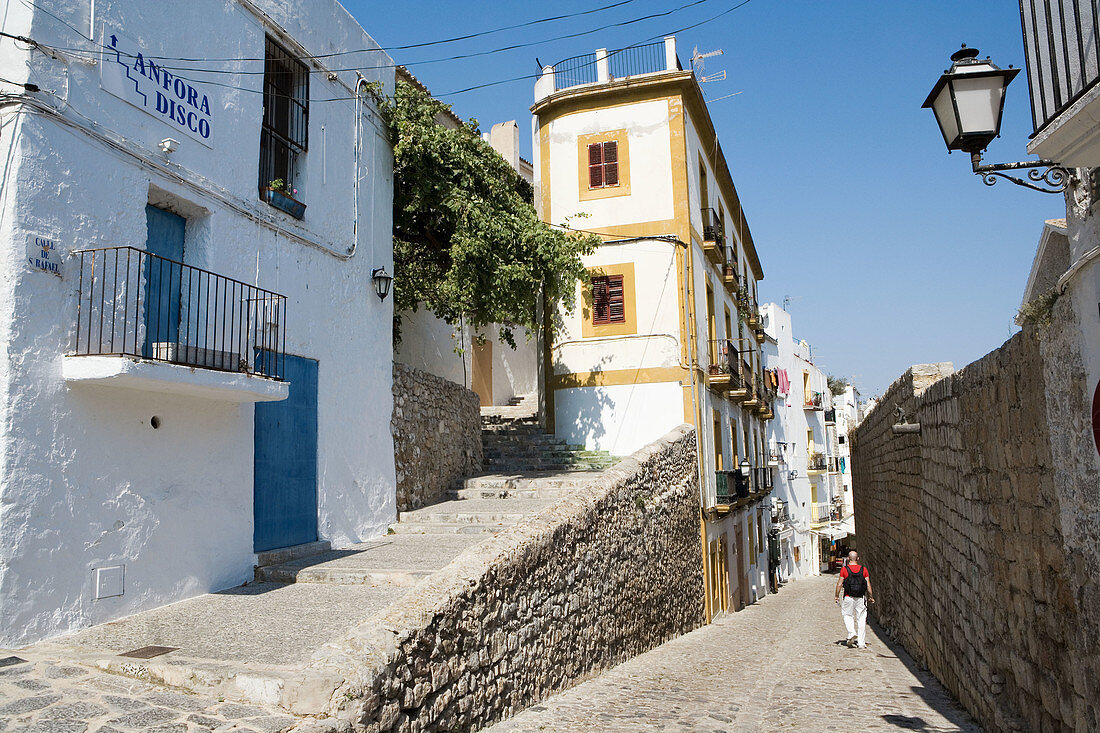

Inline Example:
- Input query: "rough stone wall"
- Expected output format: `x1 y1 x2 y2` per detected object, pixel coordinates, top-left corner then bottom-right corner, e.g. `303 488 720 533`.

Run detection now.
316 425 703 732
852 331 1097 732
391 362 483 512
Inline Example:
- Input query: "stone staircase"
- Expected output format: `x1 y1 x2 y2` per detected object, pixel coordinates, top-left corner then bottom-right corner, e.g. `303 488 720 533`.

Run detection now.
253 394 615 587
480 394 617 473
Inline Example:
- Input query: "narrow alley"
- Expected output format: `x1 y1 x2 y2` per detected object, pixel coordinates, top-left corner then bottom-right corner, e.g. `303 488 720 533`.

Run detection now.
486 574 979 733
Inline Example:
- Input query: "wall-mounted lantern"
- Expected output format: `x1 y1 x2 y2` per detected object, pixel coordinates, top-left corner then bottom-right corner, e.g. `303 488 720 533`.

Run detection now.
371 267 393 301
739 459 751 478
923 45 1069 193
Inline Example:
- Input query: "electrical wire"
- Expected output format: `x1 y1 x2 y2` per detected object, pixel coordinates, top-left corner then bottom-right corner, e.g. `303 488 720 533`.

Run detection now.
7 0 756 103
17 0 718 77
442 0 755 95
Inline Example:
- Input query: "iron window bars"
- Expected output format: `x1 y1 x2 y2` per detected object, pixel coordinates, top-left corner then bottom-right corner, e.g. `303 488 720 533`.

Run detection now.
259 35 309 198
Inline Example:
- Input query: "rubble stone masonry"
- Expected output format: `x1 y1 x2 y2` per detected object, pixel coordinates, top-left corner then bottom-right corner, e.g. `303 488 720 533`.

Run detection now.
313 425 703 732
391 362 484 512
852 319 1100 732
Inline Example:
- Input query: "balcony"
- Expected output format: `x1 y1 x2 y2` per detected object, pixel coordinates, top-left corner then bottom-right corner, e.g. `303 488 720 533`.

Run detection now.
808 452 827 472
752 466 773 493
65 247 289 402
720 250 739 293
701 208 725 266
804 391 824 410
713 468 763 511
705 338 737 391
828 456 839 474
1022 0 1100 166
810 502 834 525
738 289 759 328
753 326 766 345
550 40 677 92
824 408 836 423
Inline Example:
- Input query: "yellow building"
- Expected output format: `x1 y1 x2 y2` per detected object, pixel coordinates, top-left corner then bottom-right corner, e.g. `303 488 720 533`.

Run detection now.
531 37 777 620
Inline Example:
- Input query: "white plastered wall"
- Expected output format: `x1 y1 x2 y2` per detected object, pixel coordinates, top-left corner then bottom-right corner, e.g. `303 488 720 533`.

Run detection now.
543 99 674 229
0 0 395 646
554 381 682 457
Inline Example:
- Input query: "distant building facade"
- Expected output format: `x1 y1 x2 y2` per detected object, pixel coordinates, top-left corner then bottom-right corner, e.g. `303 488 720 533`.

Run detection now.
761 303 850 578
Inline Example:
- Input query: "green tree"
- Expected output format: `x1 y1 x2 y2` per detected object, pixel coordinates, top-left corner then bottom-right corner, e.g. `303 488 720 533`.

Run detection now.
827 375 850 396
382 80 599 347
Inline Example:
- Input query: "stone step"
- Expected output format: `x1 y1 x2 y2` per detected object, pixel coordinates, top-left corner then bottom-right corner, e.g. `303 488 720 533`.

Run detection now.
255 534 482 587
451 472 605 499
397 497 555 525
388 522 512 535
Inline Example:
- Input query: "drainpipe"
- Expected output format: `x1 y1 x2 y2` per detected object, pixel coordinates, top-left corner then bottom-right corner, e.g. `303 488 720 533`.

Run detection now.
681 239 711 623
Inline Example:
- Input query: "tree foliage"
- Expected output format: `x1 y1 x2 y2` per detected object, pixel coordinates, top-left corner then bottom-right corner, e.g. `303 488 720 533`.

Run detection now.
381 80 599 347
827 374 850 396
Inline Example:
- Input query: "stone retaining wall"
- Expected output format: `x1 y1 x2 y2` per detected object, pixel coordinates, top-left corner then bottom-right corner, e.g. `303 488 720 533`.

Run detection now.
391 362 483 511
852 323 1099 732
314 425 703 732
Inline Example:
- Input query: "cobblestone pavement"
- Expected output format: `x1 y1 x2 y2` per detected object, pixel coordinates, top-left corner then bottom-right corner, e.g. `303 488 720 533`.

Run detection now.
485 574 981 733
0 650 327 733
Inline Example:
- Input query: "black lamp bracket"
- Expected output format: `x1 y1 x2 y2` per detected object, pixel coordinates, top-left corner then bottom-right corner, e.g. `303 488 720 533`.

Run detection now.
970 152 1070 193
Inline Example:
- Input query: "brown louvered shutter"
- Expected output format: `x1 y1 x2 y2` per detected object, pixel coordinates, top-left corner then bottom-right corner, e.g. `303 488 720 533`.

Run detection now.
602 141 619 186
607 274 625 322
592 276 610 324
588 143 604 188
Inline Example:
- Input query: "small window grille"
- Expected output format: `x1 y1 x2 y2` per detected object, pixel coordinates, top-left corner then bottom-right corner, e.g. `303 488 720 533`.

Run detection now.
587 141 619 189
592 274 625 324
259 36 309 196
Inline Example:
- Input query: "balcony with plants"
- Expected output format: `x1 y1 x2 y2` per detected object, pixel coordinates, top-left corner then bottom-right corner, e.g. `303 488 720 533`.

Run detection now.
721 246 739 293
808 451 827 472
701 208 725 266
804 390 824 410
737 286 759 328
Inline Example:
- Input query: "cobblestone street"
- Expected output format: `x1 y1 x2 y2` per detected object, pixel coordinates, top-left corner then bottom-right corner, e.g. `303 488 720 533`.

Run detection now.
0 652 311 733
486 574 980 732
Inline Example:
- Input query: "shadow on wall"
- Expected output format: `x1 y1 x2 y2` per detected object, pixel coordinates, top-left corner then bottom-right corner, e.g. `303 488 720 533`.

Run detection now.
552 353 616 449
868 617 983 732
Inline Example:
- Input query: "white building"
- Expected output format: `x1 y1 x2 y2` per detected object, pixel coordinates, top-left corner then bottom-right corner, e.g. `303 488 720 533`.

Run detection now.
832 384 862 520
760 303 848 579
0 0 395 646
532 38 775 619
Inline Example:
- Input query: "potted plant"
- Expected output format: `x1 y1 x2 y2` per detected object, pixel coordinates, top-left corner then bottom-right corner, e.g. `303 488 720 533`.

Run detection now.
261 178 306 219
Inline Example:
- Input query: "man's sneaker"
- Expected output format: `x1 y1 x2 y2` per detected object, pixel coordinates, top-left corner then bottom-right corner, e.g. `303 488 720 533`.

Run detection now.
846 636 857 648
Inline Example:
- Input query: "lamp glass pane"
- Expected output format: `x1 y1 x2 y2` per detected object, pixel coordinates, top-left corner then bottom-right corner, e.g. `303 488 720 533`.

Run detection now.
931 85 959 144
951 76 1004 134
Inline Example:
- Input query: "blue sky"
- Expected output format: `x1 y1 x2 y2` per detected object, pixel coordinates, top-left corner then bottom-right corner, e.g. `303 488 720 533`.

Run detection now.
349 1 1060 397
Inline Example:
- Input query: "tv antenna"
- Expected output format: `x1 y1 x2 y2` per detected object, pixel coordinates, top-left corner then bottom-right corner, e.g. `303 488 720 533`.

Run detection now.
691 46 726 83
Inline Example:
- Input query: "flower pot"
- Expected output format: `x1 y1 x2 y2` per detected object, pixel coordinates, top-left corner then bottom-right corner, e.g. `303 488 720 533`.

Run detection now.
261 187 306 220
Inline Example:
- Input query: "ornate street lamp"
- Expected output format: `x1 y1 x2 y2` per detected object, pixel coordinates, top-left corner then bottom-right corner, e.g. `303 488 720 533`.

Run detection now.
371 267 393 301
922 45 1069 193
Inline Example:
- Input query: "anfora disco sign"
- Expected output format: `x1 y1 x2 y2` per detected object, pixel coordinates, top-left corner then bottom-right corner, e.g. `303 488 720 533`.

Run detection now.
101 30 215 147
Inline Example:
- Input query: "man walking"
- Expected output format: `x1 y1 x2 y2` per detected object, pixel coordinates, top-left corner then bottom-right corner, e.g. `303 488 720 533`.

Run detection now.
834 550 874 648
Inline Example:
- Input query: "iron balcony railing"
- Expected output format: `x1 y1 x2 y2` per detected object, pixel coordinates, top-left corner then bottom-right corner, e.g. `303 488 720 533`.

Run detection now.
73 246 287 380
706 338 737 377
810 502 833 524
824 407 836 423
753 466 773 493
553 51 599 90
701 208 724 242
772 499 790 524
553 41 676 92
1020 0 1100 134
608 40 669 78
808 452 827 471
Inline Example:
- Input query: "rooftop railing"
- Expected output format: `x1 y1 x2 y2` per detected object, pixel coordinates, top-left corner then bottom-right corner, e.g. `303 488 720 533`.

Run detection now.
72 246 287 380
552 40 679 92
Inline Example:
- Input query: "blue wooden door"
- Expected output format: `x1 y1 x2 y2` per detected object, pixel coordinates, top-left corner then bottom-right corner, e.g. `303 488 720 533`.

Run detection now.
254 355 318 552
143 205 185 356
